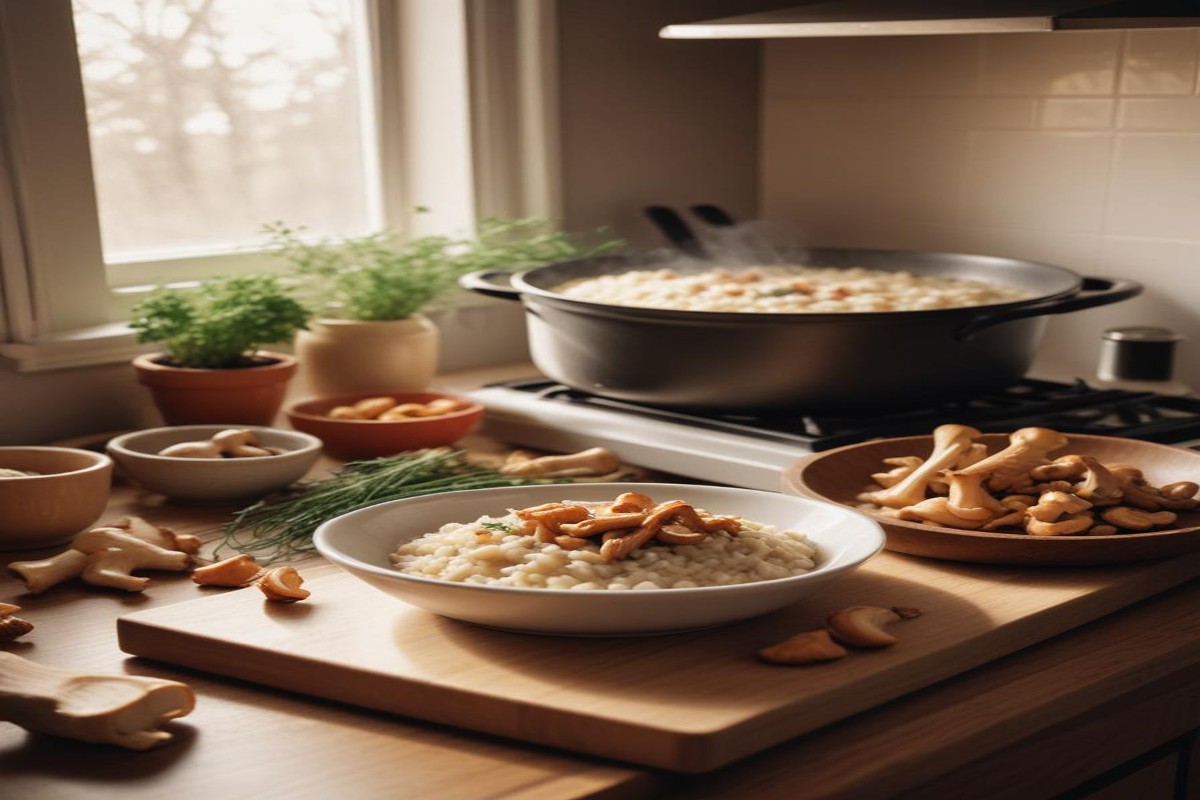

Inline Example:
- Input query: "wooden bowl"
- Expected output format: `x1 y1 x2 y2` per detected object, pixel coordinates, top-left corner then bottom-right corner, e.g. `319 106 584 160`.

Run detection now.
0 447 113 550
782 433 1200 566
286 392 484 460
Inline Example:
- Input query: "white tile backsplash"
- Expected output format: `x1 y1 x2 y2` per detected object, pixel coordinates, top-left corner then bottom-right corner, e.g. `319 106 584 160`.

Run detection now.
1108 133 1200 239
980 32 1122 96
764 35 981 98
1117 97 1200 130
1039 98 1115 129
961 131 1113 232
764 30 1200 389
1120 29 1199 95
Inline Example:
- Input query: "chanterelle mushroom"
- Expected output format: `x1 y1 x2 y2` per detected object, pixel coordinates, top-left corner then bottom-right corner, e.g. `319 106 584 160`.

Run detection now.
0 652 194 750
944 471 1006 521
1071 456 1123 506
499 447 622 478
863 424 982 509
951 427 1069 492
895 496 988 529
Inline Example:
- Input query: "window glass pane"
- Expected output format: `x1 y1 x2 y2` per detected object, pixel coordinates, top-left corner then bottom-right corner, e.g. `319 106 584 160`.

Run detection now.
72 0 377 262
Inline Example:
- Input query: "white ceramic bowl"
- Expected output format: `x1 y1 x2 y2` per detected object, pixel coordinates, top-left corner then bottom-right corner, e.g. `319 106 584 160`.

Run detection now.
314 482 885 636
106 425 323 503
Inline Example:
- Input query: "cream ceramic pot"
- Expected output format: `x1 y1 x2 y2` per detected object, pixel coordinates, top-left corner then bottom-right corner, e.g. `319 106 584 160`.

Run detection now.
294 315 439 396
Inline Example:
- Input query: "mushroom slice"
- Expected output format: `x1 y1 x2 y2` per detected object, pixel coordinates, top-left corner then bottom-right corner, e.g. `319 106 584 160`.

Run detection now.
1106 466 1170 510
895 497 988 530
1071 456 1123 506
1027 490 1093 523
871 456 923 489
600 500 692 561
944 471 1006 521
1101 506 1178 532
953 427 1070 493
863 424 982 509
1026 512 1094 536
559 513 647 538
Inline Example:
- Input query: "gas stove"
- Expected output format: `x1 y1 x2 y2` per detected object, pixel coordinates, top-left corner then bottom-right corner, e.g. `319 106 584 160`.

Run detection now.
470 378 1200 491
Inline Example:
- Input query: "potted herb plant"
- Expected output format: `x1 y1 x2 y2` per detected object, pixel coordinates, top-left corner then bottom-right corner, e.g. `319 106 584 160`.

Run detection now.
130 275 312 425
265 218 620 396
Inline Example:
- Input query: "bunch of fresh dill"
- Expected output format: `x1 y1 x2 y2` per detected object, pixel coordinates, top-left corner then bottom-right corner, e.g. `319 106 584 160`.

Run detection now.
216 448 561 562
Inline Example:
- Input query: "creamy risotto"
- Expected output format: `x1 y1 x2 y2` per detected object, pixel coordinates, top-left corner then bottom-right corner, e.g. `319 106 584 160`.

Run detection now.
390 502 818 591
553 265 1031 313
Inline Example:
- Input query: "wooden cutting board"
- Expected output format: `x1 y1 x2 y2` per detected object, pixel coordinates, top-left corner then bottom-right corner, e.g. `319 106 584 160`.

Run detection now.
117 550 1200 773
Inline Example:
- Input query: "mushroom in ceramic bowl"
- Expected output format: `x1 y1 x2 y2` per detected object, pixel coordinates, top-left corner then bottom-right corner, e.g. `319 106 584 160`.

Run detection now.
106 426 322 503
314 482 885 636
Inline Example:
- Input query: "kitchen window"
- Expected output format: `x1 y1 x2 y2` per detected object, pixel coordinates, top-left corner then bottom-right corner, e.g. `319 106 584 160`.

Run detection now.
74 0 382 286
0 0 552 371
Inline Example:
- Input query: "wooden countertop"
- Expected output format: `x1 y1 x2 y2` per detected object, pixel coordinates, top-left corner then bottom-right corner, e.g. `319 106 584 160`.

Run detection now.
3 367 1199 799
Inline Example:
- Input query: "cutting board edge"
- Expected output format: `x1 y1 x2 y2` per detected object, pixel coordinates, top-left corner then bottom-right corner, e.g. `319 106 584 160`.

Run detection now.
116 614 714 772
114 552 1200 773
664 550 1200 770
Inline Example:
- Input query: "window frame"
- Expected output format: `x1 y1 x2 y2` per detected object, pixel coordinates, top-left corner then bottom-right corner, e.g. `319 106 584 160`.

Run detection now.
0 0 557 373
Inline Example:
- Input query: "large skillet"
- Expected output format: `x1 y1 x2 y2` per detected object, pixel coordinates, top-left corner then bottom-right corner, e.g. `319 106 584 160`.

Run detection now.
462 247 1141 413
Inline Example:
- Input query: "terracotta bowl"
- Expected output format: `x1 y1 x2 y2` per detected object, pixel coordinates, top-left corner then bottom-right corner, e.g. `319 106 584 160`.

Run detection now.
285 392 485 460
0 447 114 550
106 425 322 503
782 433 1200 566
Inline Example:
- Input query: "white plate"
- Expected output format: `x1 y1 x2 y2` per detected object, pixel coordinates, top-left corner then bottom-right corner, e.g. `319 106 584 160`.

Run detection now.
314 482 885 636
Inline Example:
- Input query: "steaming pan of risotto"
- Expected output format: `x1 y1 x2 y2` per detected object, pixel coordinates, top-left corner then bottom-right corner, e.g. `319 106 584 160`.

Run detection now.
460 247 1140 411
314 482 885 635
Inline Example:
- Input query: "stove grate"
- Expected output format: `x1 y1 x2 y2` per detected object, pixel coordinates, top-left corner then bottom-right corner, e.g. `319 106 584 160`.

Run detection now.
488 378 1200 450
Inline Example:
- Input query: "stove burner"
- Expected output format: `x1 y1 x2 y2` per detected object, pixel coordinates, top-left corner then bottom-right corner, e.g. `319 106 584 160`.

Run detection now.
489 378 1200 451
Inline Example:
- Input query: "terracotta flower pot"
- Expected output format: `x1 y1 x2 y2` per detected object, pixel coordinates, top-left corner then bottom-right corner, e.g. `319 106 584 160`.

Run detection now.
133 351 298 426
293 315 439 396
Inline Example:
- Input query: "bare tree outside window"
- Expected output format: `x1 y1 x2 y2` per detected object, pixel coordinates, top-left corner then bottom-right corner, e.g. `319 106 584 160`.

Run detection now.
72 0 376 261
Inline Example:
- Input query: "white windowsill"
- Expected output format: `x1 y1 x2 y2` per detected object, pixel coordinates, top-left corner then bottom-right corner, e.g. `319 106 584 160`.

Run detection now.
0 293 528 373
0 322 153 372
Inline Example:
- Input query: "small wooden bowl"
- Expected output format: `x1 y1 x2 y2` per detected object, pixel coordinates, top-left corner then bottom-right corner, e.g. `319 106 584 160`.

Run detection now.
783 433 1200 566
286 392 484 459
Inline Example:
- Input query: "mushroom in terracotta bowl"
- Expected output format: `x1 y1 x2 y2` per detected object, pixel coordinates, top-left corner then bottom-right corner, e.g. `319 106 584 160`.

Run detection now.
285 391 484 459
106 425 322 503
0 447 114 550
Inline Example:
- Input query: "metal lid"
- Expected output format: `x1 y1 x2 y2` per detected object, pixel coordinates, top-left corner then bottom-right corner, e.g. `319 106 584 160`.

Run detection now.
1102 326 1185 343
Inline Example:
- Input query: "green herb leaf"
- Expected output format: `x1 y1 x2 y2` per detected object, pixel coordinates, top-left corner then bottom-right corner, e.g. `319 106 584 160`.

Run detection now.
129 275 310 369
262 218 623 322
216 448 565 562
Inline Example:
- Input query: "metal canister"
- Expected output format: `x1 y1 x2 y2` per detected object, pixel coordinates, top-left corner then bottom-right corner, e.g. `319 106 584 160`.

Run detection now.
1098 327 1184 383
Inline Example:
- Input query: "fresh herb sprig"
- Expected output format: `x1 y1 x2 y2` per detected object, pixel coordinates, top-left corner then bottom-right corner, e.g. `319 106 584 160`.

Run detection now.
216 448 562 562
130 274 311 369
262 217 623 322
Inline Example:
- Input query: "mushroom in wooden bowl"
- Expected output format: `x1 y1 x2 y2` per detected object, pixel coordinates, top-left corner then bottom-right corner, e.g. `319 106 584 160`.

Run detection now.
782 425 1200 566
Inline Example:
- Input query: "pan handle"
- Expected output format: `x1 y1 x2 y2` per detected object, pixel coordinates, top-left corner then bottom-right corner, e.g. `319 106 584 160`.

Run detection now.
459 270 521 301
954 277 1143 341
644 206 711 259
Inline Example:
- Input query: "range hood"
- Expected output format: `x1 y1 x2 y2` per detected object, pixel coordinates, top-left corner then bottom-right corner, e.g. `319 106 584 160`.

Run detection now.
660 1 1200 38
